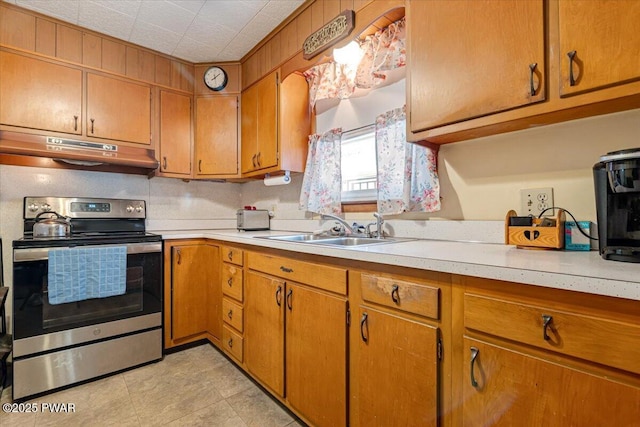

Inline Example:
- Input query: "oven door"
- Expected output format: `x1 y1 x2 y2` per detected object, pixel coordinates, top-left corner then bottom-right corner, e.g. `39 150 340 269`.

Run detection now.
12 241 162 342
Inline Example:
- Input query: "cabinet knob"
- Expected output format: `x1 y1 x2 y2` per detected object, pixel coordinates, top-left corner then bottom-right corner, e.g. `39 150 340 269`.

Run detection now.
567 50 578 86
542 314 553 341
470 347 480 388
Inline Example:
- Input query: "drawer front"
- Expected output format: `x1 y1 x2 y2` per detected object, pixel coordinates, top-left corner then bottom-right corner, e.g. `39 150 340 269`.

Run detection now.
222 298 244 333
464 293 640 375
222 325 243 362
222 263 244 301
222 246 243 266
361 274 439 319
247 251 347 295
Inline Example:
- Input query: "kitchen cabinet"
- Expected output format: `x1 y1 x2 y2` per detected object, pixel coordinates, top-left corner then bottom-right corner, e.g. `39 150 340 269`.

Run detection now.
220 245 245 362
407 0 545 132
159 90 192 176
0 51 82 135
558 1 640 96
86 72 151 145
349 271 442 427
456 276 640 425
195 96 239 178
244 251 348 427
163 240 221 349
240 69 310 177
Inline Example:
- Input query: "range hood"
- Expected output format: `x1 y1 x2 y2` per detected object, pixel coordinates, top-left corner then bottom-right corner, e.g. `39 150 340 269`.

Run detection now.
0 131 159 175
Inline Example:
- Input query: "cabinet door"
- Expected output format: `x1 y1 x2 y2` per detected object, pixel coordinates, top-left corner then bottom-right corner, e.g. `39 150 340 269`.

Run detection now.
286 282 347 427
558 1 640 96
408 0 545 132
462 338 640 426
0 51 82 134
354 306 438 427
86 73 151 144
171 244 217 341
159 91 191 175
195 96 238 176
256 70 278 170
244 271 285 396
240 82 258 174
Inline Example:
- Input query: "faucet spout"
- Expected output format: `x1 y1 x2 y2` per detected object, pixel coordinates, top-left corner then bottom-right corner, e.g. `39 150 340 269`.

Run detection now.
373 212 384 239
321 214 355 235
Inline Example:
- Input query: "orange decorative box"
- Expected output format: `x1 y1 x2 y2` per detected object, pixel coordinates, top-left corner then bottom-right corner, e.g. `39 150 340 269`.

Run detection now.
505 209 565 249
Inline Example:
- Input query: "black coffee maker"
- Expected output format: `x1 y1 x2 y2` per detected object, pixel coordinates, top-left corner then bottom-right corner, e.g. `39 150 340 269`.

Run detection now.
594 148 640 262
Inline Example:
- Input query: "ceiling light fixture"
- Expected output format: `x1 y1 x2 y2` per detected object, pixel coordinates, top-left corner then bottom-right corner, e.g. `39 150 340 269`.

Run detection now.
333 40 364 66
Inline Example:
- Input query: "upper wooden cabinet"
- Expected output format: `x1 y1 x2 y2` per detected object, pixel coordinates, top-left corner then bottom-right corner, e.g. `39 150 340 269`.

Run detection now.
240 69 310 177
86 73 151 145
0 51 82 134
408 0 545 132
159 90 192 176
195 95 239 178
558 0 640 96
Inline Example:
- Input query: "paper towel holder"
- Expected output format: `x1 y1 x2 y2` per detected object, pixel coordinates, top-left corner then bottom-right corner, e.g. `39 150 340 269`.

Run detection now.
264 171 291 186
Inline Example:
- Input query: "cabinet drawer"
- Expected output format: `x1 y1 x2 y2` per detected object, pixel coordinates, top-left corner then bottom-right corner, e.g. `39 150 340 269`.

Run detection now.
222 246 243 266
361 274 439 319
464 293 640 375
222 298 244 333
222 263 243 301
222 325 243 363
247 252 347 295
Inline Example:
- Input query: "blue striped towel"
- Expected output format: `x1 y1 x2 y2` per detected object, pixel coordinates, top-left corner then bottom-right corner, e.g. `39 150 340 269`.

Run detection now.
48 246 127 305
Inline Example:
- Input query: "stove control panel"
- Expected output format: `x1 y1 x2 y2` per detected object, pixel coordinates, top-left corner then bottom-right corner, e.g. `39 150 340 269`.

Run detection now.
24 197 147 219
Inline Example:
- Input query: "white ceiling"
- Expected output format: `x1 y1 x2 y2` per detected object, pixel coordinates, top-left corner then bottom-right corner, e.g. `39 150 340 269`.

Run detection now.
2 0 305 63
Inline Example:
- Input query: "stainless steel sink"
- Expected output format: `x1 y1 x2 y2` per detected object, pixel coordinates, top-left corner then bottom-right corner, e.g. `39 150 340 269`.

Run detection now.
255 234 404 246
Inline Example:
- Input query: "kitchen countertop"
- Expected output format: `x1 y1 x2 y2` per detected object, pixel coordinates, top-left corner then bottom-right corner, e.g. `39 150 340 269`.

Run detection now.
156 229 640 302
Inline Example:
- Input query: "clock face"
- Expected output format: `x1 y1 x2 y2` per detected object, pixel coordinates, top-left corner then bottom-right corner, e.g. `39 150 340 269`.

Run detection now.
203 66 228 91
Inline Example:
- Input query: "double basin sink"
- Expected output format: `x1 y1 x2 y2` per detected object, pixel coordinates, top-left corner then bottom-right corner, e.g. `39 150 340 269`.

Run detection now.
256 234 405 247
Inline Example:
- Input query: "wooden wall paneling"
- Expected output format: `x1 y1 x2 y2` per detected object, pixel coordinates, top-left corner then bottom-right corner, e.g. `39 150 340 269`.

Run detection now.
179 62 194 92
171 60 182 90
243 54 258 89
35 18 56 56
0 6 36 51
101 38 126 74
256 45 266 77
82 33 102 68
270 33 282 72
311 1 324 31
296 7 312 50
56 25 82 63
324 0 341 21
281 21 297 60
353 0 369 12
341 0 354 11
155 56 172 87
126 46 155 82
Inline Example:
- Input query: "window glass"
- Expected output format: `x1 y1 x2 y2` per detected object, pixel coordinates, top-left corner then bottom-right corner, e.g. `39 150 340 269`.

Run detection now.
341 126 377 202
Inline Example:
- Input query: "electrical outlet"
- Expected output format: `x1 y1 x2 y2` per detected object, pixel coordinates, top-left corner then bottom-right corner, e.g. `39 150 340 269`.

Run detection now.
520 187 554 217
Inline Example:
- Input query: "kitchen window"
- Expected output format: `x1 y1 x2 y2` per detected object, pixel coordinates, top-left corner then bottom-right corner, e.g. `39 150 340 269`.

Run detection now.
341 125 377 204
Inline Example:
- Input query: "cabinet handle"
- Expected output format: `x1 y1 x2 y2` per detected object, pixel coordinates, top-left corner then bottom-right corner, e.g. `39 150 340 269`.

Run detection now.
360 312 368 342
567 50 577 86
227 251 233 261
257 152 261 167
390 284 400 304
542 314 553 341
286 288 293 310
470 347 480 388
280 266 293 273
252 154 257 168
198 159 202 173
275 285 282 306
90 118 95 134
73 115 78 131
176 248 181 265
162 157 167 170
529 63 538 96
227 277 233 287
228 338 233 348
227 309 233 319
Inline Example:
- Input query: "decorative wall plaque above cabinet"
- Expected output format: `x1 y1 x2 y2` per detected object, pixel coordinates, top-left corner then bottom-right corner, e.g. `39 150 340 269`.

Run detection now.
302 10 355 60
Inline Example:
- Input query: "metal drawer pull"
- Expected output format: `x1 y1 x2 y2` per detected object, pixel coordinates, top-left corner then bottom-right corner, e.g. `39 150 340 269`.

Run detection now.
360 312 368 342
529 63 538 96
176 248 181 265
286 288 293 310
227 277 233 286
542 315 553 341
198 159 202 173
73 115 78 131
228 338 233 348
227 309 233 319
280 266 293 273
567 50 577 86
275 285 282 306
470 347 480 388
162 157 167 170
90 118 95 134
252 154 257 168
227 251 233 261
391 284 400 304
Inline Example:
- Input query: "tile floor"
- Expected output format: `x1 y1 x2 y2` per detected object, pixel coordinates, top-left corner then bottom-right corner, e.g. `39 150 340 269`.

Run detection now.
0 344 305 426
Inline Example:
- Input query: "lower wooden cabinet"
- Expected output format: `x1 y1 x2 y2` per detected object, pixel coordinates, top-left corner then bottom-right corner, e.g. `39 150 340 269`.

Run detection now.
163 240 221 349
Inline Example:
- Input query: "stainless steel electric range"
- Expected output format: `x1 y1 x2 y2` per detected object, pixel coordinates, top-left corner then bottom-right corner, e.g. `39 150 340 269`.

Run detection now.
12 197 163 399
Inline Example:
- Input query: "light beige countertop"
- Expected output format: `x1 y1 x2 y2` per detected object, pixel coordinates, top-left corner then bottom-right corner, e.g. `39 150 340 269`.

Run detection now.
156 229 640 302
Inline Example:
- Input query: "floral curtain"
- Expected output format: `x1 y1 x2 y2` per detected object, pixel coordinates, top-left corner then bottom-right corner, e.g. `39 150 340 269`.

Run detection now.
303 17 406 108
376 106 441 215
299 128 343 214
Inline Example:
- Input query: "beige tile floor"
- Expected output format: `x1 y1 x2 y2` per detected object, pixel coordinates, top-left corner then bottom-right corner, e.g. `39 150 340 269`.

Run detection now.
0 344 305 427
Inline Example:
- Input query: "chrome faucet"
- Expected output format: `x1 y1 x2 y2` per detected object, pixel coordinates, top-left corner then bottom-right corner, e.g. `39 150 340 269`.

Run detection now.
366 212 385 239
321 214 356 235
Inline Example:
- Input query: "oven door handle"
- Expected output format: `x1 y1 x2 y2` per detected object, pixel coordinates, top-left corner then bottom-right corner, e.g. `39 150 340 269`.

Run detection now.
14 242 162 262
